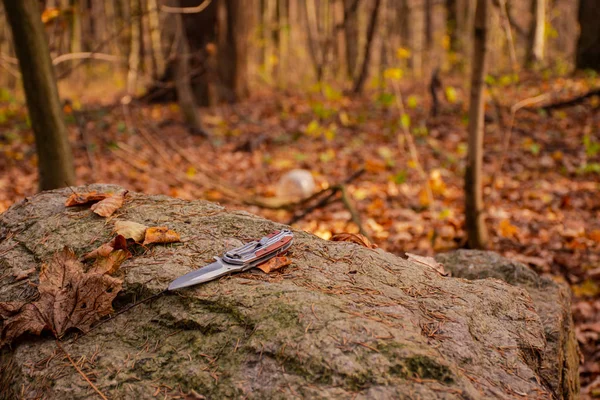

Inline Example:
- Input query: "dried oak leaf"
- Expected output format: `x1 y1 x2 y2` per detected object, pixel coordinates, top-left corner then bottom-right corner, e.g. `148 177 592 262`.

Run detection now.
143 227 181 245
256 256 292 273
114 220 148 242
91 189 128 217
83 235 128 260
406 252 449 277
0 248 122 346
331 233 377 249
65 191 110 207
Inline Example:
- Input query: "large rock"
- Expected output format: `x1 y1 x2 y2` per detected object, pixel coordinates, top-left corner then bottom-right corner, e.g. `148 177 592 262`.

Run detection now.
0 185 577 399
435 250 580 399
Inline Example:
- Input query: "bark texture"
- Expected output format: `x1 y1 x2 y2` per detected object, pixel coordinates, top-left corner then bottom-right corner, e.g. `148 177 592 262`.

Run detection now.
2 0 75 190
576 0 600 71
465 0 489 249
0 185 579 399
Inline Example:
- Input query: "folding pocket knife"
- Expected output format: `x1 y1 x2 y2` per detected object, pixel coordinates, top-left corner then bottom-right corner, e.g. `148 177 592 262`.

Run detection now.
168 229 294 290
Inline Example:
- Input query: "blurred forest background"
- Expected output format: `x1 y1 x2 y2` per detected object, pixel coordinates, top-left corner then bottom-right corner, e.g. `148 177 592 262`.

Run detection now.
0 0 599 395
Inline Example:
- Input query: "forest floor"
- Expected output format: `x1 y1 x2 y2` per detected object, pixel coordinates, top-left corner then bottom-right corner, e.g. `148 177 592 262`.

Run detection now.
0 74 599 395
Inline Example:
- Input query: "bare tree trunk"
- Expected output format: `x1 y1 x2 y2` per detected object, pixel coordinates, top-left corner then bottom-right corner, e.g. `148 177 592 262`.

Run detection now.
424 0 433 62
218 0 251 102
174 13 207 137
2 0 75 190
352 0 381 94
576 0 600 71
146 0 165 79
343 0 359 79
446 0 459 53
526 0 545 67
304 0 324 81
127 0 141 95
465 0 489 249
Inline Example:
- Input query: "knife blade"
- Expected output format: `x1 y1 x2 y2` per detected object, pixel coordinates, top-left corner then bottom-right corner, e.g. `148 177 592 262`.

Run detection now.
168 229 294 291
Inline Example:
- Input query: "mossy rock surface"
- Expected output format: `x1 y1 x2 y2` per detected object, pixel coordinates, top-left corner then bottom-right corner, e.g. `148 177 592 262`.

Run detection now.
0 185 577 399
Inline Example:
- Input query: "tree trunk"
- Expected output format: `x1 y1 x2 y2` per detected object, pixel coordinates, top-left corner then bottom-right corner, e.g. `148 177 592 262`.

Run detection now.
526 0 545 67
174 13 207 137
217 0 251 102
343 0 359 79
446 0 459 52
127 0 141 95
146 0 165 79
576 0 600 71
2 0 75 190
352 0 381 94
465 0 489 249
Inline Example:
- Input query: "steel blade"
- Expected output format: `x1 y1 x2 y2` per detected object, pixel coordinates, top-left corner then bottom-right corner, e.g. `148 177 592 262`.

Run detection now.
168 258 240 291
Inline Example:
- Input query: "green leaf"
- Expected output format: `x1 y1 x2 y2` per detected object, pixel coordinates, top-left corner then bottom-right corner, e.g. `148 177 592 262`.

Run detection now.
400 114 411 129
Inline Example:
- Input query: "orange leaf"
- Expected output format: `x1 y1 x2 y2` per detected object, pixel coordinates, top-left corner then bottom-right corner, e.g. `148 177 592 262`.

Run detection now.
91 190 128 217
256 256 291 273
330 233 377 249
83 235 128 260
65 191 110 207
143 227 181 245
498 219 519 238
90 249 131 275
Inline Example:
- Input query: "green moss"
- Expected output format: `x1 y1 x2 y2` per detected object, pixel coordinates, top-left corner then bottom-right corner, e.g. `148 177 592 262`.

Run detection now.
404 356 454 384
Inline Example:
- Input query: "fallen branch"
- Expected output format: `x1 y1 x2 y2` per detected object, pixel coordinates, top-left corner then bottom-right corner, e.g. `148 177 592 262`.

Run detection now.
535 88 600 112
287 169 366 225
339 185 372 241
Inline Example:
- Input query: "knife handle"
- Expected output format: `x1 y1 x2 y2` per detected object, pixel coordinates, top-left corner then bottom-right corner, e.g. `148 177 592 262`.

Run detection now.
223 229 294 265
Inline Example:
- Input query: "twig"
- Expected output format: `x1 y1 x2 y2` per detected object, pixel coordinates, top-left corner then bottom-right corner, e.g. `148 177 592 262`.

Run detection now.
82 290 167 338
339 185 372 241
55 341 108 400
286 169 366 224
491 92 550 186
287 187 340 225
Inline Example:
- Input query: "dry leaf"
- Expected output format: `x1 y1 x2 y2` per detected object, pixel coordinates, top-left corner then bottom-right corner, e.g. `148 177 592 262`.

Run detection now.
406 252 449 277
90 249 131 275
143 227 181 245
0 248 122 346
331 233 377 249
114 220 148 242
83 235 128 260
13 267 36 282
256 256 292 273
65 191 110 207
91 189 128 217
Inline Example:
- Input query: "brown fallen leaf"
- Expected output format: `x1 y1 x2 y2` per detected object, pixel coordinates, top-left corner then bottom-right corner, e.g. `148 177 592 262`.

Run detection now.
114 220 148 242
406 252 449 277
90 249 131 275
0 248 122 346
91 189 128 218
83 235 128 260
256 256 292 273
65 191 110 207
13 267 36 282
143 227 181 245
331 233 377 249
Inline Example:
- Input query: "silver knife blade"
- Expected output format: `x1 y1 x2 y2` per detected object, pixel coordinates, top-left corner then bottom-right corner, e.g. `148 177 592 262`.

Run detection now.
167 257 241 291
